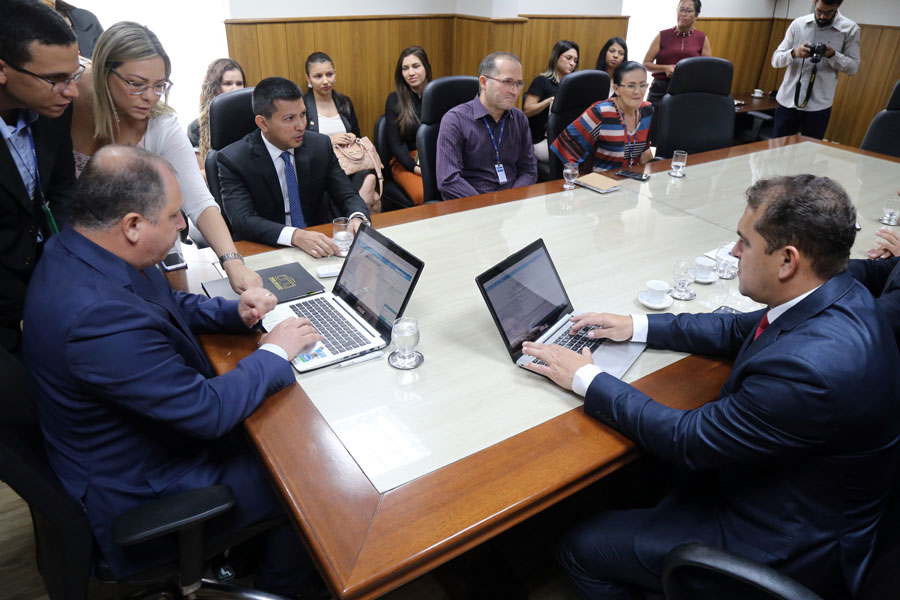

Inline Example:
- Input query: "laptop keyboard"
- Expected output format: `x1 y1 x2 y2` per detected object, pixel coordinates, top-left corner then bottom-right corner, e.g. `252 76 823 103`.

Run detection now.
531 326 602 366
290 297 369 355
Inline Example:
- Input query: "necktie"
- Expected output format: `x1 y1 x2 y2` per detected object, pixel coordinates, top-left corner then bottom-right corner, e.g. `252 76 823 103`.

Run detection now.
753 313 770 341
281 151 306 229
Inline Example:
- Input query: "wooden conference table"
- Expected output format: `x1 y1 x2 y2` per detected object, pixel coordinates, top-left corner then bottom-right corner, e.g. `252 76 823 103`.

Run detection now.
172 136 900 599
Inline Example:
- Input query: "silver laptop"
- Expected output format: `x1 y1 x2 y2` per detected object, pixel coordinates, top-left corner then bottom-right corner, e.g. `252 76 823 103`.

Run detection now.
262 223 424 373
475 239 645 378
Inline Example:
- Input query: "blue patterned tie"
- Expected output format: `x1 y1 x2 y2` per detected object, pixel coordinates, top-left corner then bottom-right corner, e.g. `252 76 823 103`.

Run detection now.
281 151 306 229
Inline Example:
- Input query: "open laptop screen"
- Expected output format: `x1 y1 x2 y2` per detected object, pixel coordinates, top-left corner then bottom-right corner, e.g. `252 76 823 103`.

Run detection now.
333 224 424 337
476 239 573 360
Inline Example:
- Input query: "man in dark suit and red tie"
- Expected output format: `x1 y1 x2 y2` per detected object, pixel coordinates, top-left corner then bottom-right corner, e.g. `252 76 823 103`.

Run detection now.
523 174 900 598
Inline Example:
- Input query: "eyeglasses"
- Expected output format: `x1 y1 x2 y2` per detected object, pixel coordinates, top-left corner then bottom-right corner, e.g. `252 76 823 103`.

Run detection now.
110 68 172 96
618 82 650 92
814 7 837 18
485 76 525 90
6 62 85 93
677 7 695 14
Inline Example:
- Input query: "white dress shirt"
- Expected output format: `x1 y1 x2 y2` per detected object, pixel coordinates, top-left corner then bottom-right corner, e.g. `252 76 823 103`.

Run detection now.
259 133 301 247
772 11 860 112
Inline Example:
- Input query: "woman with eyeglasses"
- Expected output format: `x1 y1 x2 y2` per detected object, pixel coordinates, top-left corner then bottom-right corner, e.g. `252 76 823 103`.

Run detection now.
304 52 380 213
642 0 711 139
551 61 653 173
595 37 628 82
384 46 432 206
523 40 579 164
71 22 261 292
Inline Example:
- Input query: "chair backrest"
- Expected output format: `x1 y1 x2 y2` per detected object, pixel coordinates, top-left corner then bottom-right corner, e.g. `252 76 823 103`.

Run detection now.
860 80 900 158
662 543 824 600
0 349 94 600
656 57 735 159
208 87 257 151
546 70 611 179
204 148 232 233
373 114 394 181
416 75 479 202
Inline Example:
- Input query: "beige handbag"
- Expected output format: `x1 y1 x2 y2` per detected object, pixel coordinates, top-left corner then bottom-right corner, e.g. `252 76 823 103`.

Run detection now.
333 137 384 197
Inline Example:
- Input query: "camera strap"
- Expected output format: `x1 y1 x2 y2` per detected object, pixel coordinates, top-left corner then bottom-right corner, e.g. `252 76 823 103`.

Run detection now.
793 58 818 109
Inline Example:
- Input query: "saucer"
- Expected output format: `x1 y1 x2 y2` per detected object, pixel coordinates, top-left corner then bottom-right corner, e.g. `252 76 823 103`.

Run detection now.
638 291 674 310
694 272 718 284
751 92 764 98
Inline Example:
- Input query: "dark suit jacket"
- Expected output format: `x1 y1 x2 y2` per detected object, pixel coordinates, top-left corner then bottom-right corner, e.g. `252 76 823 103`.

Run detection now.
303 90 361 137
22 226 296 577
0 107 76 351
217 129 368 246
848 256 900 348
584 272 900 598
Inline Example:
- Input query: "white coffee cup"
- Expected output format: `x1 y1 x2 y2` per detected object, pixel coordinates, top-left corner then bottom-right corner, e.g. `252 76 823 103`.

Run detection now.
695 256 715 279
752 88 764 97
646 280 670 305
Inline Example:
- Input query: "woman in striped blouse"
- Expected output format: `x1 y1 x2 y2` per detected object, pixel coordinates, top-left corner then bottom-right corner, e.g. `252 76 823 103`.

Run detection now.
551 61 654 173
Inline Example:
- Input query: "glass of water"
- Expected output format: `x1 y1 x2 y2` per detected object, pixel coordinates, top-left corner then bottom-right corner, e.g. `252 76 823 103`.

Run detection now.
332 217 353 257
668 150 688 178
563 162 578 190
880 197 900 226
670 258 696 300
714 243 738 279
388 317 424 369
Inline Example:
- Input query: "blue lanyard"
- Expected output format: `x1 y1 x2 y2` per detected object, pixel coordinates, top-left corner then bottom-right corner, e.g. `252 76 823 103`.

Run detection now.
12 123 57 235
482 115 506 165
25 126 44 203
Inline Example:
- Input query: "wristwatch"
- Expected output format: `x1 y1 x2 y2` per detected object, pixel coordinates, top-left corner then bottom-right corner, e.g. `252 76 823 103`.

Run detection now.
218 252 244 267
348 212 371 227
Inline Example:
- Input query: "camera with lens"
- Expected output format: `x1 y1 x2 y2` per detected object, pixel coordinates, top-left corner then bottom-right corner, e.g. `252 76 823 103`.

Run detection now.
807 42 827 63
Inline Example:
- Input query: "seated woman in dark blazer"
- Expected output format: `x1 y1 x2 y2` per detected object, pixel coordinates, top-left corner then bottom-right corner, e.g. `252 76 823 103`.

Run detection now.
523 40 579 164
303 52 379 212
595 37 628 82
384 46 432 206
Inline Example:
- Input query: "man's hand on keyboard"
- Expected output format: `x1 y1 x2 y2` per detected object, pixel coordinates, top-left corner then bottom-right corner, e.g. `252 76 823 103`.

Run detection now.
569 313 633 341
259 317 323 360
521 342 592 391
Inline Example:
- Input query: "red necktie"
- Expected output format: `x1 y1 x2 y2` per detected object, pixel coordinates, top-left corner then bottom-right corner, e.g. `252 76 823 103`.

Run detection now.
753 313 770 340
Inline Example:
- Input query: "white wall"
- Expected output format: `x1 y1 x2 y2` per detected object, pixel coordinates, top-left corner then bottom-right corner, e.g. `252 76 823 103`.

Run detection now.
774 0 900 26
226 0 451 19
516 0 623 15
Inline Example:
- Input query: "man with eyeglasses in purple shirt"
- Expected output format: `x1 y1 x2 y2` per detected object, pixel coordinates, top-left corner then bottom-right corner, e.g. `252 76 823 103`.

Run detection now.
0 0 80 357
436 51 537 200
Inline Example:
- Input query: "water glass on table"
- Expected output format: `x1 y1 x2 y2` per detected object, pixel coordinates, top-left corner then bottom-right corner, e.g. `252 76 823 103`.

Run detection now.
333 217 353 257
880 197 900 226
670 258 696 300
715 243 738 279
563 162 578 190
669 150 688 178
388 316 424 369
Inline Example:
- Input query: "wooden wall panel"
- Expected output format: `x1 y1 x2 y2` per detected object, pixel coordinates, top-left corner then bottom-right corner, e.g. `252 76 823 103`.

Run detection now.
696 18 773 96
256 23 290 81
225 24 262 86
453 18 494 76
756 18 789 94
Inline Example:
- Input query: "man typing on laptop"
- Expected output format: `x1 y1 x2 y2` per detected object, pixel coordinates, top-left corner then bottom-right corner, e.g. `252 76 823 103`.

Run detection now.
521 175 900 598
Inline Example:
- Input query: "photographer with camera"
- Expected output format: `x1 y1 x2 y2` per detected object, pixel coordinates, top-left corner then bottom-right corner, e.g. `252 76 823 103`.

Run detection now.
771 0 859 139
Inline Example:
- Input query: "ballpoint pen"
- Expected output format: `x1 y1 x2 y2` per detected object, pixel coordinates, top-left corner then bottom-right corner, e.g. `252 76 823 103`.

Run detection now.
337 350 385 368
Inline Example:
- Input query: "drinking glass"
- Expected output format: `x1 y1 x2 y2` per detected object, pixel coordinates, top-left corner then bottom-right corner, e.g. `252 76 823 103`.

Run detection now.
670 258 696 300
669 150 688 178
714 243 738 279
388 317 424 369
563 162 578 190
333 217 353 256
880 197 900 226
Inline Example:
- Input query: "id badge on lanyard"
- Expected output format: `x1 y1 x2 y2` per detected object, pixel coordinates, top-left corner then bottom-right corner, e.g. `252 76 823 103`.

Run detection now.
483 116 507 184
24 126 58 238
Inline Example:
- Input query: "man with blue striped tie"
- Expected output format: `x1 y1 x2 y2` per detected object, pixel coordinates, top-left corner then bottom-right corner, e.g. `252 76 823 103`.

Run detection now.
218 76 369 258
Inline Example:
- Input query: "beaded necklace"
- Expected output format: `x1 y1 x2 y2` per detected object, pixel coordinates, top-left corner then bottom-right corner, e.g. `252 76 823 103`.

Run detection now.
673 26 695 51
613 98 640 167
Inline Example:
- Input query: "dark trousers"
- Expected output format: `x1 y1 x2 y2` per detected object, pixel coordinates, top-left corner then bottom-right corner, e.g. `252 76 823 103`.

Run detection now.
773 104 832 140
557 508 662 599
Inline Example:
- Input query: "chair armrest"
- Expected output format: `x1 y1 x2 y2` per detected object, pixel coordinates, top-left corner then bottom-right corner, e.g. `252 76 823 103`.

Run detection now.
662 543 823 600
746 110 774 122
113 484 235 547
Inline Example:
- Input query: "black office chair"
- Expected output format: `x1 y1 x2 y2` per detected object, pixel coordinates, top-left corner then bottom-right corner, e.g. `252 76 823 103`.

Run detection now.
655 57 735 159
204 87 257 231
662 543 823 600
0 348 288 600
861 80 900 158
415 75 479 202
374 114 415 211
546 70 611 179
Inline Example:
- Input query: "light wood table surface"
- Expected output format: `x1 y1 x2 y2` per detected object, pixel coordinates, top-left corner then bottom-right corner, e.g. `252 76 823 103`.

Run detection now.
174 136 900 599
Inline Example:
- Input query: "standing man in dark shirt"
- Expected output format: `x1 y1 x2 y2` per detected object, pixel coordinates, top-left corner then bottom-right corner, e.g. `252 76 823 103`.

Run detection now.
0 0 80 355
436 52 536 200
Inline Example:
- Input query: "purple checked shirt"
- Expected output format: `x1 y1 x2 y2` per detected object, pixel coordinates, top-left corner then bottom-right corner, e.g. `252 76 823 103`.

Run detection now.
436 96 537 200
